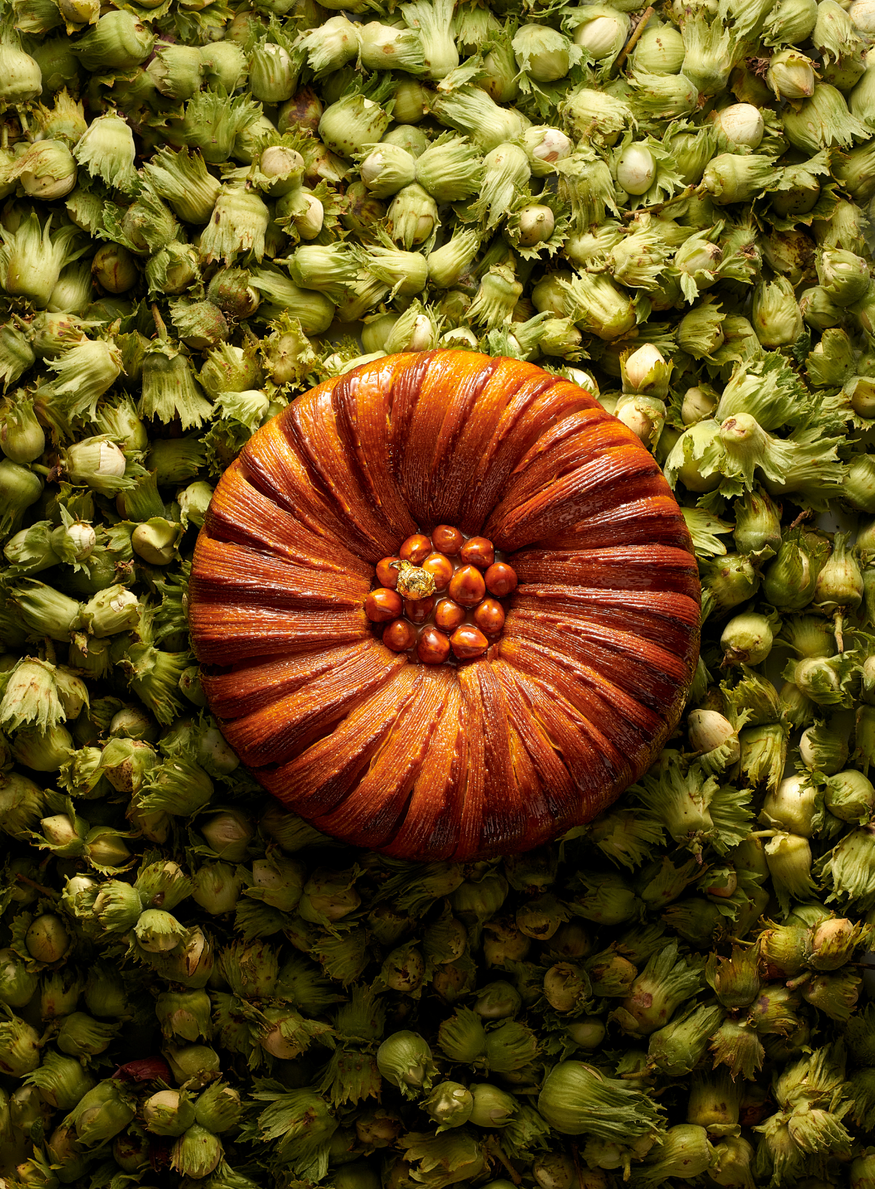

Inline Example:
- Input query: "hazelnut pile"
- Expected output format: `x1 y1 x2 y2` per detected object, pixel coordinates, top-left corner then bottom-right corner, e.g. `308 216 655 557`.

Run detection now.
365 526 518 665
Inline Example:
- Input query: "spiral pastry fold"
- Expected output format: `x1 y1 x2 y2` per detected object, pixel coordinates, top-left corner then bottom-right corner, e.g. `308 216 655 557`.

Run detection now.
189 350 701 861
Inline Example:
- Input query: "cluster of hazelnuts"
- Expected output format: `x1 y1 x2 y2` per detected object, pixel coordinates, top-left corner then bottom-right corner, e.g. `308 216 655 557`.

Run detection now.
364 525 519 665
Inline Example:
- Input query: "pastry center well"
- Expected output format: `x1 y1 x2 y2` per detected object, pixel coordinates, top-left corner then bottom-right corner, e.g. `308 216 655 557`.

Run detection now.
365 526 518 666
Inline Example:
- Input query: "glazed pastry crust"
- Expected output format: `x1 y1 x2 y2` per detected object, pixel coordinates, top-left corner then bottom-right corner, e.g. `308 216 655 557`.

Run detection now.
188 349 701 860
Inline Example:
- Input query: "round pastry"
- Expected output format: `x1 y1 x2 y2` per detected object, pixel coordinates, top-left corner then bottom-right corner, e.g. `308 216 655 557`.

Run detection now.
188 350 701 861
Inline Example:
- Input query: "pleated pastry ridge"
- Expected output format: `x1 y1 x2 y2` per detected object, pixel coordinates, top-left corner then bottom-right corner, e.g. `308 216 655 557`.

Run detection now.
188 350 702 861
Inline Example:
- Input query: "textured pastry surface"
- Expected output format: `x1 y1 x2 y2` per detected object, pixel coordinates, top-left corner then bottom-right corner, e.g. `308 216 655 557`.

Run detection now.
188 350 702 860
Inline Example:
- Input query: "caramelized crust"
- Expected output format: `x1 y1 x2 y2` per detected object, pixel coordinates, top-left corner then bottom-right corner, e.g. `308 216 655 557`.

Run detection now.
257 665 423 816
201 641 388 718
189 603 369 663
308 666 456 849
331 359 421 543
464 378 602 526
542 494 693 551
379 676 468 859
188 350 702 861
290 382 414 561
512 545 700 597
512 586 701 667
218 644 408 766
191 533 370 610
205 465 371 579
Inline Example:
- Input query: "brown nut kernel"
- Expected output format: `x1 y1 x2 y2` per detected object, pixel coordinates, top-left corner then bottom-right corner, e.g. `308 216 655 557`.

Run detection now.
431 525 464 554
450 625 489 659
421 552 454 591
376 556 401 588
399 533 432 564
448 564 486 607
434 598 466 632
460 536 495 569
485 562 518 598
474 598 505 635
383 619 416 651
365 588 403 623
404 595 436 624
417 627 451 665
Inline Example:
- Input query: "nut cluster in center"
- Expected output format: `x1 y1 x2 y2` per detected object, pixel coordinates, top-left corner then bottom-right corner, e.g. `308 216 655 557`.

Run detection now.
365 526 518 665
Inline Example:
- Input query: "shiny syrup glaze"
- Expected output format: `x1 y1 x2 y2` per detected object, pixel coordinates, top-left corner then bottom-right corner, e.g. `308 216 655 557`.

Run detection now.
188 349 702 861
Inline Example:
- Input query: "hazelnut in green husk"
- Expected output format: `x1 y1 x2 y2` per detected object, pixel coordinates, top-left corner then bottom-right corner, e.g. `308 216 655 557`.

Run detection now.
170 1122 223 1178
537 1060 665 1139
375 1031 437 1099
743 720 790 792
647 1002 725 1077
687 1068 743 1134
194 1082 242 1134
762 529 829 610
765 832 817 912
468 1082 518 1128
720 611 778 666
804 915 870 970
143 1089 197 1137
636 1123 714 1185
422 1082 474 1130
800 724 850 776
156 989 213 1044
133 908 188 954
63 1079 136 1147
706 944 761 1010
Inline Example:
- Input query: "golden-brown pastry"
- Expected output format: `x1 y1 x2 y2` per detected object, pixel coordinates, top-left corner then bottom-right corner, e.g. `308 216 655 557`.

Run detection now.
188 350 701 860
